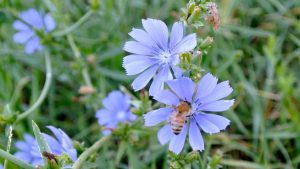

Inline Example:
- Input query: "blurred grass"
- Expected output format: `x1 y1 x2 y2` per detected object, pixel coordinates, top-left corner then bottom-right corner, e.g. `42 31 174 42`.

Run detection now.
0 0 300 168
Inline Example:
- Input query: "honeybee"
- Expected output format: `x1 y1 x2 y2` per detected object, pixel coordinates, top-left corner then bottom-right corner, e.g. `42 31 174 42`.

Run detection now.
42 151 57 162
169 101 191 135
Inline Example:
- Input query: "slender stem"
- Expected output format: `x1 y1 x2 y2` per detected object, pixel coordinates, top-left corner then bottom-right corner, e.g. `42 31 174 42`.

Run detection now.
53 10 94 37
67 35 93 87
42 0 57 12
10 77 31 108
73 135 111 169
16 52 52 122
0 149 35 169
4 126 13 169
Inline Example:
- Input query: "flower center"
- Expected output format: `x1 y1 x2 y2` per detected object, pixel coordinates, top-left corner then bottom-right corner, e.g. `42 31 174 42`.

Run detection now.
159 51 172 64
116 111 127 120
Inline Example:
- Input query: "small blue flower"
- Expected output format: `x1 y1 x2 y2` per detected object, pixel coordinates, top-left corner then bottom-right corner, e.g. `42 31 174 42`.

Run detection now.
123 18 197 96
14 134 41 165
44 126 77 162
14 126 77 166
96 91 137 135
0 163 3 169
143 74 234 154
13 8 56 54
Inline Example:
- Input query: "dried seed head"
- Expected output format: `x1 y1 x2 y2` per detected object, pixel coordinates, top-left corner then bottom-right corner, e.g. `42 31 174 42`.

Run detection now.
205 2 220 30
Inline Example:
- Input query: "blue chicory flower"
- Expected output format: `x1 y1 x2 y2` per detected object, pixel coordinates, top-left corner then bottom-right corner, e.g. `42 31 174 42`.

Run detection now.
13 8 56 54
143 74 234 154
123 18 197 96
14 126 77 166
96 91 137 135
0 164 3 169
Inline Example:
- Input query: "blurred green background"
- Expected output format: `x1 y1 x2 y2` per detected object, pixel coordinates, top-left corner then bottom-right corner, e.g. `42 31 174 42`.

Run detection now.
0 0 300 168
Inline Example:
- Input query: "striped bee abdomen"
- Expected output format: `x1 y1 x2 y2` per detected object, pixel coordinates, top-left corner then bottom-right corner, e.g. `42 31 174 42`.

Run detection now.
170 112 186 135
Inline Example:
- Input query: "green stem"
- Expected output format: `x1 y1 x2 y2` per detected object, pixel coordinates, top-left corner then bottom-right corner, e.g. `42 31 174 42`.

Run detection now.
16 52 52 122
0 149 35 169
4 126 13 169
42 0 57 12
53 10 94 37
10 77 31 108
73 135 111 169
67 35 93 87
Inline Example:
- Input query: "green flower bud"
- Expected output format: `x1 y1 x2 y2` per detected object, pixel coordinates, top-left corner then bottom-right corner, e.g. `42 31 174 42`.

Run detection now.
200 36 214 49
180 52 192 64
208 150 223 169
43 152 60 169
187 6 201 24
73 140 85 153
169 161 182 169
58 153 73 166
187 2 196 15
190 67 202 82
0 105 17 125
184 151 200 163
90 0 100 10
0 113 17 125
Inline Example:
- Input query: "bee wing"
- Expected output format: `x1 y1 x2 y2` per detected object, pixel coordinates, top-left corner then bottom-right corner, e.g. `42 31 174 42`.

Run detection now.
168 110 179 123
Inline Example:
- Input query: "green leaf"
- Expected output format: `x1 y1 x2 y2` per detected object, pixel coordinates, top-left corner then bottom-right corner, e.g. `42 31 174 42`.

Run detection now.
32 120 51 164
221 159 265 169
0 149 35 169
115 141 126 165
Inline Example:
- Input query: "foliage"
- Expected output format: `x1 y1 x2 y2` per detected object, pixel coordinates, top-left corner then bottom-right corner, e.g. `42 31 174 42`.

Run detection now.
0 0 300 168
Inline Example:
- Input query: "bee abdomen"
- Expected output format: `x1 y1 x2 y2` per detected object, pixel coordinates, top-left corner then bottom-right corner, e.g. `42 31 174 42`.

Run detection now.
170 121 185 135
169 111 187 135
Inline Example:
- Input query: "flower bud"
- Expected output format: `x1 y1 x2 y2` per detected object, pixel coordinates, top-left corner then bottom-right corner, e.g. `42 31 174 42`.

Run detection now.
208 150 223 168
200 36 214 49
78 86 96 95
190 68 202 82
193 50 202 58
180 52 192 64
90 0 100 10
43 152 60 169
187 2 196 15
0 105 17 125
169 161 182 169
187 6 201 24
184 151 200 163
58 153 73 167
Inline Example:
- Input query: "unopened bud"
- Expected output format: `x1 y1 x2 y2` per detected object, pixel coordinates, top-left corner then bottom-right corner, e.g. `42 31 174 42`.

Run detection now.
78 86 96 95
43 152 60 169
180 52 192 64
0 105 17 125
193 50 202 57
200 36 214 48
185 151 200 163
209 150 223 168
90 0 100 10
187 2 196 15
205 2 220 30
188 6 201 24
190 68 202 82
58 153 73 166
73 140 85 152
169 161 182 169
